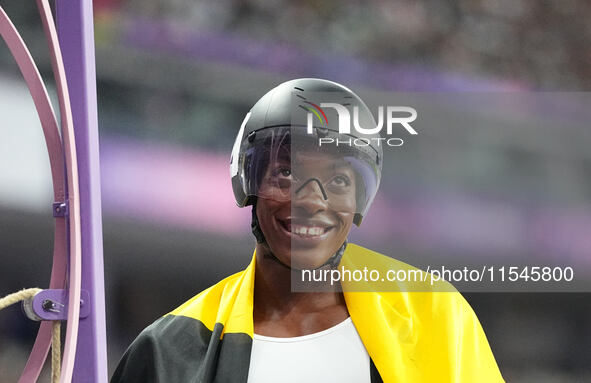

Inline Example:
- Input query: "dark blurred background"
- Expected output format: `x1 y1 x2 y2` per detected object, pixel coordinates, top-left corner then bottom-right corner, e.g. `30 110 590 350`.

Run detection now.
1 0 590 381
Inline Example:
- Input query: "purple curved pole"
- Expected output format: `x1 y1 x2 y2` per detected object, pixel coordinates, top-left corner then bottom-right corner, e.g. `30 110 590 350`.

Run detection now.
56 0 108 382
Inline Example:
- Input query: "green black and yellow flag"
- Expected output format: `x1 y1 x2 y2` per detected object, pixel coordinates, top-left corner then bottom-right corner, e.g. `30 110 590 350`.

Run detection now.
111 244 504 382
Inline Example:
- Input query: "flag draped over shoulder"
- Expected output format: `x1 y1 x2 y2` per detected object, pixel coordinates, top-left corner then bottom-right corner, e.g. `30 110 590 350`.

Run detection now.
111 244 505 383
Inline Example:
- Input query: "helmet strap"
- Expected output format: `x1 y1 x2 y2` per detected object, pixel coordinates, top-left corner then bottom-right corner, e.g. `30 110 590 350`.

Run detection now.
323 240 347 269
251 198 267 244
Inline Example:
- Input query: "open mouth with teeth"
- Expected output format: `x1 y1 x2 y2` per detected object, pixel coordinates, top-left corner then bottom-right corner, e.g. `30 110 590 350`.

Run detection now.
278 219 334 239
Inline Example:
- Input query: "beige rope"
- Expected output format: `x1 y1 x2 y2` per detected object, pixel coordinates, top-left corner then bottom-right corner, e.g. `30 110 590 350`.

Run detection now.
0 288 61 383
0 288 42 310
52 320 61 383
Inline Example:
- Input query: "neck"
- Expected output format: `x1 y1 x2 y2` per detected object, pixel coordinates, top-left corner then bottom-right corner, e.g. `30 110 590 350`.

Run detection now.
253 243 347 316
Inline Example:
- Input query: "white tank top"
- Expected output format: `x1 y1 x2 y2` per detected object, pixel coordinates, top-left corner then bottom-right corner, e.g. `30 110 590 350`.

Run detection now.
247 317 371 383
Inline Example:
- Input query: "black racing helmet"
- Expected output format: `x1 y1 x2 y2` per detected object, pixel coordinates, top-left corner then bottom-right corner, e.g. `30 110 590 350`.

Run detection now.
230 78 383 226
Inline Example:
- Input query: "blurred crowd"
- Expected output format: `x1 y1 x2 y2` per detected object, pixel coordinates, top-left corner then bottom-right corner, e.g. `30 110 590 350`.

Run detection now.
115 0 591 90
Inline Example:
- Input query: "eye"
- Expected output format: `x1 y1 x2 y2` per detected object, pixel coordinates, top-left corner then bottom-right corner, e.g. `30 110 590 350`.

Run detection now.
268 166 294 191
272 166 292 178
279 168 291 178
330 175 351 187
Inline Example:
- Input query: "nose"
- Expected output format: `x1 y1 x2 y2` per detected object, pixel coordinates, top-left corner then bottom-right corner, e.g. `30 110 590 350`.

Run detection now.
294 178 328 214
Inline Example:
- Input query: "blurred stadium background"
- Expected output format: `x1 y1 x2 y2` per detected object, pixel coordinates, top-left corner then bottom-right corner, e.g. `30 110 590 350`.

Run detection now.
1 0 590 381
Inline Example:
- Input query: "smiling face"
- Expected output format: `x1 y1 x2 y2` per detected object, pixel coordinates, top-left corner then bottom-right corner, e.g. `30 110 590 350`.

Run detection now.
256 151 357 269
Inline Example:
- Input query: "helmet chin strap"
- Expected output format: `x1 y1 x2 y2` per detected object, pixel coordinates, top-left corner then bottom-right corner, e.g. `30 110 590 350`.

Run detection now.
251 198 267 245
251 198 347 270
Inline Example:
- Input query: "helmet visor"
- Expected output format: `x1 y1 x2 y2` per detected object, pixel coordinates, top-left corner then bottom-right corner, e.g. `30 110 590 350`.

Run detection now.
237 126 380 219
